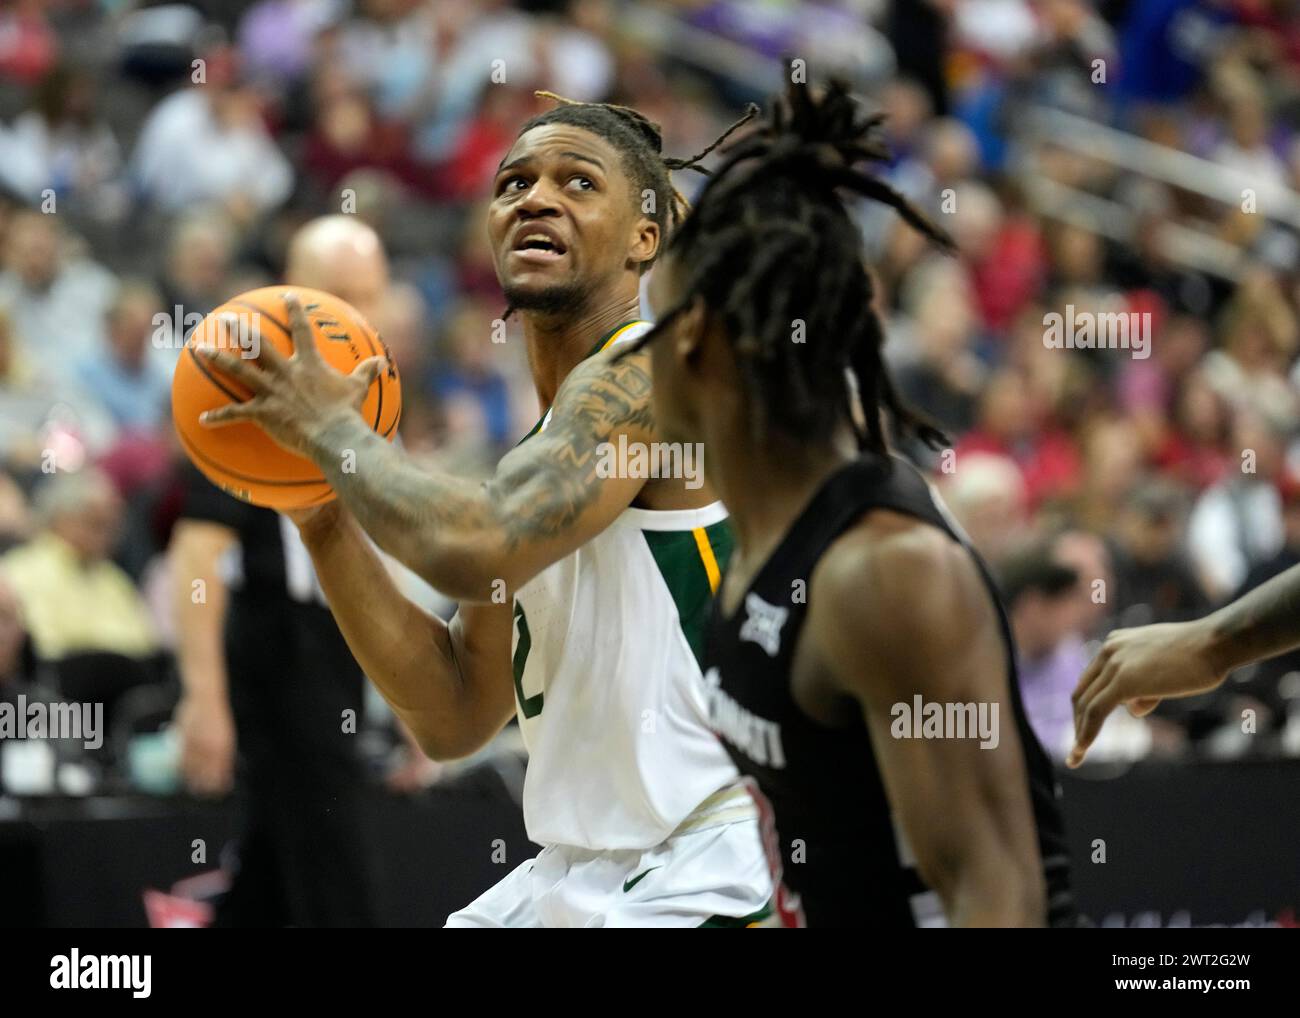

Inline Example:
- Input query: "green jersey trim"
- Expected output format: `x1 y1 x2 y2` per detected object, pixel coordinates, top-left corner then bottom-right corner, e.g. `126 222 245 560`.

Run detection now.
641 518 735 668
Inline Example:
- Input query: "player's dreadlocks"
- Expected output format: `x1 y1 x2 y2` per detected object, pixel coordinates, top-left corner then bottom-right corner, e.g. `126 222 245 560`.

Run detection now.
633 77 956 454
500 93 758 319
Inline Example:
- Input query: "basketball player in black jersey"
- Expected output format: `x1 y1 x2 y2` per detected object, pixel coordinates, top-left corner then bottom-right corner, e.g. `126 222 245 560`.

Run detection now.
637 79 1079 927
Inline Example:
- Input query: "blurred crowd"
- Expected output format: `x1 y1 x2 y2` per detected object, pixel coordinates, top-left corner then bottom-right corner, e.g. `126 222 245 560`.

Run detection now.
2 0 1300 796
883 0 1300 761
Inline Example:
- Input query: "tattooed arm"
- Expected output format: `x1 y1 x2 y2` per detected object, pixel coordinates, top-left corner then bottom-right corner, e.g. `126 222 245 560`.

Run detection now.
199 296 654 600
1069 562 1300 766
288 504 519 760
309 348 652 598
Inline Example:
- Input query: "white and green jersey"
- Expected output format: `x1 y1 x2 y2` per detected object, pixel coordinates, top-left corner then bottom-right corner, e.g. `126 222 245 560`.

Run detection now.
510 320 754 851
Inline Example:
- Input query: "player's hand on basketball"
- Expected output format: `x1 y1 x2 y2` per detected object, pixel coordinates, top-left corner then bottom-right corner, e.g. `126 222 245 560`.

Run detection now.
1067 620 1225 768
174 693 236 798
197 292 387 458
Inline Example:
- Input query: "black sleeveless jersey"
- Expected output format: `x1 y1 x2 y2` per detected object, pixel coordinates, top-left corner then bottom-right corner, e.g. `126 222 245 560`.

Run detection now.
702 453 1078 927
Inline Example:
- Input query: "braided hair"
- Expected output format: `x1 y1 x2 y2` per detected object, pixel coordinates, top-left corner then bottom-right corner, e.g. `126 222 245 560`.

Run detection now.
507 91 756 266
632 77 955 454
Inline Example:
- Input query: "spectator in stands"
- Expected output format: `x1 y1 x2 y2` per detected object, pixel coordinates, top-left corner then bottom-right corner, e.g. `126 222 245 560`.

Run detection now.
1196 468 1300 729
1120 312 1212 465
437 82 540 202
426 298 512 453
1202 268 1299 426
878 77 933 170
954 181 1045 334
938 452 1028 566
892 256 985 438
374 280 430 382
0 471 29 553
0 573 36 698
334 0 442 120
889 117 979 217
237 0 344 88
0 570 65 796
131 47 293 221
1187 409 1288 600
0 301 117 466
1001 547 1090 759
0 468 157 662
1051 527 1116 641
301 63 417 200
0 300 38 393
1233 471 1300 610
956 367 1083 510
154 210 238 357
0 63 123 213
1210 76 1287 193
1075 418 1145 534
1045 222 1111 308
0 209 118 378
1152 369 1231 491
1110 480 1209 628
0 0 57 86
75 280 169 433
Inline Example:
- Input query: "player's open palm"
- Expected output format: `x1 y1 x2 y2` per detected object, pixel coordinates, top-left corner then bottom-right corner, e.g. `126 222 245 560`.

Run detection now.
1068 621 1225 768
198 292 386 458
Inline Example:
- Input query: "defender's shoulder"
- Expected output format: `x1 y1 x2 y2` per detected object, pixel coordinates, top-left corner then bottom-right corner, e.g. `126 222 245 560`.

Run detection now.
808 508 993 666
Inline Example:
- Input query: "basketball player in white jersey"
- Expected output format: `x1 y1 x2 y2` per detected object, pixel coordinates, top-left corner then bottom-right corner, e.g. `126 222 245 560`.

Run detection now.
197 97 773 926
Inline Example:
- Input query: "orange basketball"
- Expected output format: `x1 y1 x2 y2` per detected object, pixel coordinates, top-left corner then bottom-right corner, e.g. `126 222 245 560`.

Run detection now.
171 286 401 510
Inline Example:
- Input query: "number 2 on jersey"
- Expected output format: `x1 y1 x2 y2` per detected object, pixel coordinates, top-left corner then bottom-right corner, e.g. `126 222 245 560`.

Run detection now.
512 601 544 718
